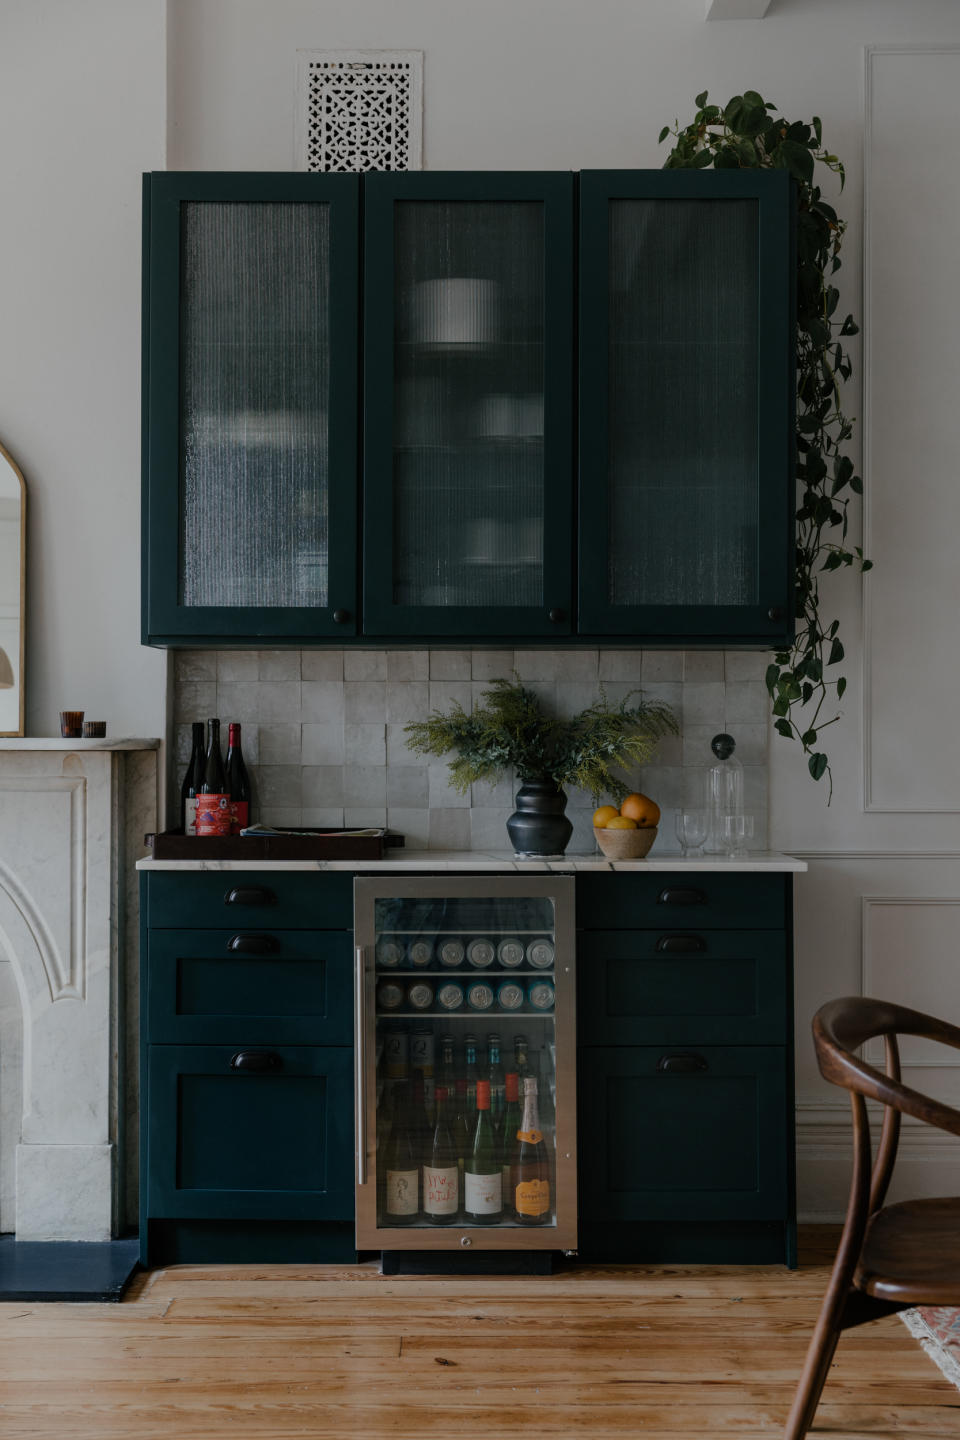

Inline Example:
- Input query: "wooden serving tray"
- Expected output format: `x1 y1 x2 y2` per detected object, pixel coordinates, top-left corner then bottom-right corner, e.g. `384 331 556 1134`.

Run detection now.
145 828 400 861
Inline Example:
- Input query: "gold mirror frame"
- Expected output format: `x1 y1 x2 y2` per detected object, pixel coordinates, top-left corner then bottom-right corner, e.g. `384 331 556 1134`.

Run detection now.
0 438 25 737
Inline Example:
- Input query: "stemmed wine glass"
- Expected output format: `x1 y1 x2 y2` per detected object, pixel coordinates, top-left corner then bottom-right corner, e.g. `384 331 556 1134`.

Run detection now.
674 808 708 858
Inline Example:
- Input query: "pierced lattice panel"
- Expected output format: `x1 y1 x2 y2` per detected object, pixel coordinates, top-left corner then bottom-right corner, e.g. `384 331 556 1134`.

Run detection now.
296 50 423 172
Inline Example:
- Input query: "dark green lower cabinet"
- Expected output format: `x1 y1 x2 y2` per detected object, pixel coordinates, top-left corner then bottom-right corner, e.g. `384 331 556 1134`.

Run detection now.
577 1045 794 1264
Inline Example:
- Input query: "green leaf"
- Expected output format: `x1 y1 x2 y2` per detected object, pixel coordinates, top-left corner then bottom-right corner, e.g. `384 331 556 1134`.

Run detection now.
772 696 790 718
658 126 670 144
850 474 863 494
840 315 859 335
765 662 780 697
691 148 714 168
829 637 844 665
837 676 847 699
801 729 818 747
776 139 815 184
695 90 709 109
775 718 794 739
861 558 874 572
808 753 829 781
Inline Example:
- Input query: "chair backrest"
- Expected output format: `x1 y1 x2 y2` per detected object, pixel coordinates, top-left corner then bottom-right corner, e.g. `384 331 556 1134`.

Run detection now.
814 996 960 1139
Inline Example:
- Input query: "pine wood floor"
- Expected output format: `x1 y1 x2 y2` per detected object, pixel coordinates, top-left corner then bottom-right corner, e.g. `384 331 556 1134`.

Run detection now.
0 1231 956 1438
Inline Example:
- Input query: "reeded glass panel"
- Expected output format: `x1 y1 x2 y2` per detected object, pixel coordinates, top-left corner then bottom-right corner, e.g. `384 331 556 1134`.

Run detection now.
180 202 330 607
607 199 759 608
373 894 557 1230
393 202 545 607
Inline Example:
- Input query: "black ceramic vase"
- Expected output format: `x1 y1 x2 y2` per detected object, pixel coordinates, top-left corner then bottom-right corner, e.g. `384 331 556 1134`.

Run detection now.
505 778 573 856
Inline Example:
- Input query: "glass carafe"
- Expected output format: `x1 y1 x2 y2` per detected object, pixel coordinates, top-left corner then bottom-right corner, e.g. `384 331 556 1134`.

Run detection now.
705 732 744 854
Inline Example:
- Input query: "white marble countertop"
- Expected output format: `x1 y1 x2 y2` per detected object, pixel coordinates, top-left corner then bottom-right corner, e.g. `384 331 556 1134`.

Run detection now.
0 737 161 750
137 849 806 873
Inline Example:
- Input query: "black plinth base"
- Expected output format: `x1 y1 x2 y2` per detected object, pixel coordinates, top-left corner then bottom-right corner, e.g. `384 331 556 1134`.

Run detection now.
0 1235 141 1301
381 1248 555 1276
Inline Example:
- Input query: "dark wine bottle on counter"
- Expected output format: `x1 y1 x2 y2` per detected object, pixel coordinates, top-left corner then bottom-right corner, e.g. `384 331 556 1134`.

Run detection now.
180 721 205 835
225 722 251 834
196 719 231 837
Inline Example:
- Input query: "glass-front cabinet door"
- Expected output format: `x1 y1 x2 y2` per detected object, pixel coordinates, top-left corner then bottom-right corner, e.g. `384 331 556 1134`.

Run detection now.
362 174 575 637
354 877 576 1250
143 174 360 643
578 170 795 642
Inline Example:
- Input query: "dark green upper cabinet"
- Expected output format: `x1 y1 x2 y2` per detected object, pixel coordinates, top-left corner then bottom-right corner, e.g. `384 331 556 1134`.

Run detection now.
142 173 360 645
578 170 795 643
362 173 575 638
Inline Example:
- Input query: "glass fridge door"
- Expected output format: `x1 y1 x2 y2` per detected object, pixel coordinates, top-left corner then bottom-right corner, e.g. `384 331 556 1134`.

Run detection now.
354 876 576 1250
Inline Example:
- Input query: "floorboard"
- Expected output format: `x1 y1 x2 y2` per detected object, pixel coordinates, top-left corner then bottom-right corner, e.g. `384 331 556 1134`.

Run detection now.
0 1228 955 1438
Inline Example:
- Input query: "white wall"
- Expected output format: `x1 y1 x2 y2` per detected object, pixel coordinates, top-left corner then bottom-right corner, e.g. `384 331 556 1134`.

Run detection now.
5 0 960 1214
0 0 167 738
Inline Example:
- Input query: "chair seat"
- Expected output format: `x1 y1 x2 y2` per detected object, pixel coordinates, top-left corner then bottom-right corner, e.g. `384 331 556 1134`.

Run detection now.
856 1196 960 1304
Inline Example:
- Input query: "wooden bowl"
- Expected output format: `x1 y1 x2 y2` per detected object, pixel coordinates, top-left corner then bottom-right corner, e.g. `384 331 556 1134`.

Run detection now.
595 825 658 860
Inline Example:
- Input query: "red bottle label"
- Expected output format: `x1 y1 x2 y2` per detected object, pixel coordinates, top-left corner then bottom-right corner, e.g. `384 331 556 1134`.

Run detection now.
231 800 249 834
195 794 231 836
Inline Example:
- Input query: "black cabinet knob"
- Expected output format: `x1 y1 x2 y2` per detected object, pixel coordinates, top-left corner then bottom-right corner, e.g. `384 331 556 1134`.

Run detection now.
548 607 565 623
767 606 786 622
333 608 351 624
655 934 707 953
224 886 275 907
657 887 707 907
230 1050 283 1073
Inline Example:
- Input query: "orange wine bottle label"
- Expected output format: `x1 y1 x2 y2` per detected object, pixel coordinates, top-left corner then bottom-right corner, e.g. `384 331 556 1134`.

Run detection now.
516 1130 543 1145
195 794 232 836
515 1178 550 1216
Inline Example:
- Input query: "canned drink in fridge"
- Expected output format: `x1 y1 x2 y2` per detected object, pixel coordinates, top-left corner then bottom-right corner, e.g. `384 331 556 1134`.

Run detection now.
385 1029 409 1078
496 938 526 969
527 978 555 1011
437 937 466 968
466 981 495 1011
407 939 434 967
437 981 466 1011
376 980 405 1011
376 938 405 968
466 937 496 968
407 981 435 1011
526 938 555 969
496 980 525 1011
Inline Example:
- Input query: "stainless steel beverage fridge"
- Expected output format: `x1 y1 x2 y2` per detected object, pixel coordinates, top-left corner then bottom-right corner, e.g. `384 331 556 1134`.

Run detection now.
354 876 576 1251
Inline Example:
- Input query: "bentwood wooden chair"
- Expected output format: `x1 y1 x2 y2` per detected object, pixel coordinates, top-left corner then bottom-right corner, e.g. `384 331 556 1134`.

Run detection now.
785 996 960 1438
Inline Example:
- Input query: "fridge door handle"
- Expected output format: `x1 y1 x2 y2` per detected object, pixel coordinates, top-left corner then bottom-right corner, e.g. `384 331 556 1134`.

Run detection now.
355 945 367 1187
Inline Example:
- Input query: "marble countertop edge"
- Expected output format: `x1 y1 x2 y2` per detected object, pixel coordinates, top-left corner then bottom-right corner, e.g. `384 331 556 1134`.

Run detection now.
0 737 161 751
136 849 807 873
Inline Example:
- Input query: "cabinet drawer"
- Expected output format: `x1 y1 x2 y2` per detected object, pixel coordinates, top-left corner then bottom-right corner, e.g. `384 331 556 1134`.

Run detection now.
576 873 788 929
146 930 353 1044
577 930 786 1045
144 871 353 929
146 1045 354 1221
578 1045 787 1223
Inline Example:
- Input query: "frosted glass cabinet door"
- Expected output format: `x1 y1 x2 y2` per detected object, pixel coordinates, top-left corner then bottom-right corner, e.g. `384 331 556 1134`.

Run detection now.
143 174 360 643
578 171 795 642
362 173 575 637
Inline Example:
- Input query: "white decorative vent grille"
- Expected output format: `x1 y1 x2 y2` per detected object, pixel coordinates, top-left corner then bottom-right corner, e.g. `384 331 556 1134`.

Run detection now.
296 50 423 172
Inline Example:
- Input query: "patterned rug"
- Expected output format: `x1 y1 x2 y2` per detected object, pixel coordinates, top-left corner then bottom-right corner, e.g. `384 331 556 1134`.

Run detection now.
900 1308 960 1392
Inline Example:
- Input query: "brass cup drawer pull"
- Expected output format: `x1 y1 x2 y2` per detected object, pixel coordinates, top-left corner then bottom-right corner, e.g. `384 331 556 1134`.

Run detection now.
655 934 707 953
227 933 280 954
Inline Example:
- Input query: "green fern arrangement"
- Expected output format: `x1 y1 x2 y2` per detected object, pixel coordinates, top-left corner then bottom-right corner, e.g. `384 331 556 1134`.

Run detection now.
404 677 678 804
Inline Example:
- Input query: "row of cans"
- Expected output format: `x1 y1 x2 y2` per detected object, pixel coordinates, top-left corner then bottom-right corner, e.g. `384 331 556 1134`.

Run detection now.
376 935 555 971
376 976 555 1013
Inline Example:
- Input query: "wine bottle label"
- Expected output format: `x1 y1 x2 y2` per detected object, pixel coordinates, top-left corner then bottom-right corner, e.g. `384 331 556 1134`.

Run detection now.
230 800 249 835
465 1170 502 1214
385 1032 409 1077
195 794 231 836
423 1166 458 1215
516 1129 543 1144
385 1169 419 1216
515 1177 550 1216
184 796 198 836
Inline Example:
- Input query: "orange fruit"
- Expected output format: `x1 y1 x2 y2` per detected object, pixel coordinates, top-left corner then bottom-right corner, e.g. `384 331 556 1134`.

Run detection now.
604 815 638 830
619 792 660 827
593 805 620 828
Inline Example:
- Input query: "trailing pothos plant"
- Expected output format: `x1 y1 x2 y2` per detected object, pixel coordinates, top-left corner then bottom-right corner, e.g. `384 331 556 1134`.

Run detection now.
660 91 871 800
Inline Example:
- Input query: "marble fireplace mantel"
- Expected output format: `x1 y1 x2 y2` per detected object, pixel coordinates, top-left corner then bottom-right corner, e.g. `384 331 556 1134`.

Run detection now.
0 740 158 1240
